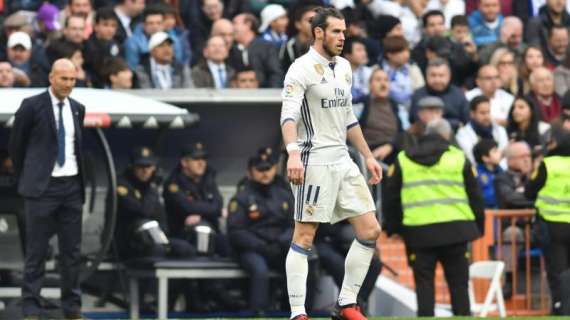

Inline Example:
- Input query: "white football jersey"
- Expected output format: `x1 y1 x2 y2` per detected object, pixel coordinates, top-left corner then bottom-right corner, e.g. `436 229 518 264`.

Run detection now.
281 47 358 166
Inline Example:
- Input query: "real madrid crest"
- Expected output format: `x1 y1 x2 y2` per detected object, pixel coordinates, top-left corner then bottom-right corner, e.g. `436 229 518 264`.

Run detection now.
314 64 325 75
305 204 316 215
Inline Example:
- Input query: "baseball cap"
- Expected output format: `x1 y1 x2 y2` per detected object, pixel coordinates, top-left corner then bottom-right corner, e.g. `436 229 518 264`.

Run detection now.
130 146 158 166
181 142 208 159
258 4 287 32
7 31 32 50
4 11 33 29
36 2 61 32
148 31 173 51
248 152 273 171
417 96 445 110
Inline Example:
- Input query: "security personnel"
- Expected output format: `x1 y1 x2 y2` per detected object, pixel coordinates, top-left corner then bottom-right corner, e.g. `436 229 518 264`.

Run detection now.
525 152 570 315
163 142 228 256
383 119 485 317
227 151 294 313
115 147 194 260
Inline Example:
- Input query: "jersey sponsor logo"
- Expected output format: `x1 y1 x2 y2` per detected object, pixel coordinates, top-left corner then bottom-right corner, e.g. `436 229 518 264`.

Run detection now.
321 88 349 108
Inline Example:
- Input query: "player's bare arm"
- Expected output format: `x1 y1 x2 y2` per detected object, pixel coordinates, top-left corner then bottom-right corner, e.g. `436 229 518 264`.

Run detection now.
347 125 382 185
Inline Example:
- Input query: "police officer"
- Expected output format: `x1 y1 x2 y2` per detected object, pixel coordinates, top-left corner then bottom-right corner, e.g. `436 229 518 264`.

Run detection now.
163 142 228 256
525 151 570 315
227 150 294 313
115 147 194 260
383 119 485 317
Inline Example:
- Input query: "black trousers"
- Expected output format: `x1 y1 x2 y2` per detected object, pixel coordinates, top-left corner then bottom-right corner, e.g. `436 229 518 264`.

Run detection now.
544 222 570 309
407 242 471 317
21 176 83 317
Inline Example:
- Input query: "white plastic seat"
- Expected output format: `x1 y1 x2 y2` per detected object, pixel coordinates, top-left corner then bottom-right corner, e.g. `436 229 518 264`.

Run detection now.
469 260 507 317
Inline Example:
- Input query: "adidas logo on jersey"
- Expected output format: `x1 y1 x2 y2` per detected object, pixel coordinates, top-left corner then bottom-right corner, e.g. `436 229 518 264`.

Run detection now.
320 77 327 84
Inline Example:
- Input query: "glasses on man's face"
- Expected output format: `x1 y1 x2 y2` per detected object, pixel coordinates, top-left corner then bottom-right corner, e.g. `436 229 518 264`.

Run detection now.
498 60 514 66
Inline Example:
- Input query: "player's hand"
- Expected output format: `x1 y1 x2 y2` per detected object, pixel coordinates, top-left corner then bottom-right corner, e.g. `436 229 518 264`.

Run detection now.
366 156 382 185
287 150 305 185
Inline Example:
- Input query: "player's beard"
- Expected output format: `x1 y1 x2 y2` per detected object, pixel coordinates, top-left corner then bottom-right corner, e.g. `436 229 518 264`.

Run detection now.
323 33 342 57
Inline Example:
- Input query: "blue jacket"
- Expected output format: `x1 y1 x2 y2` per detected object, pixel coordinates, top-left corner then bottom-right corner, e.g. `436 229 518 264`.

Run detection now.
476 163 503 209
124 24 185 70
468 10 503 47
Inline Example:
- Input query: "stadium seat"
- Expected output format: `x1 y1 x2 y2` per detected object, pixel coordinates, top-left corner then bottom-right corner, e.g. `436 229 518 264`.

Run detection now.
468 260 507 318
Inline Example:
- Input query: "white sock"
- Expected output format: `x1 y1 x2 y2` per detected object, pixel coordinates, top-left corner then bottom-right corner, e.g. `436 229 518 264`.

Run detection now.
338 239 375 306
286 243 310 318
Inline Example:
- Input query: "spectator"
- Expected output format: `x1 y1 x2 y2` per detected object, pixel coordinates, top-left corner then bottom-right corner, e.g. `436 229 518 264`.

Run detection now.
230 66 259 89
410 58 469 131
259 4 288 51
489 48 520 96
554 53 570 96
412 11 477 87
59 0 94 40
527 66 562 122
465 65 515 126
468 0 503 47
124 5 165 70
494 141 534 209
0 12 35 61
103 57 133 89
360 68 403 164
113 0 146 44
46 40 89 87
544 24 570 69
34 2 62 45
84 7 123 88
381 35 424 108
506 97 552 155
344 37 372 115
6 31 49 87
211 18 235 48
0 62 16 87
549 91 570 155
449 15 480 66
135 31 193 89
526 0 570 47
227 150 294 313
366 0 422 45
478 16 525 64
114 146 195 260
163 142 228 256
189 0 224 66
343 8 382 67
398 95 445 150
191 35 234 89
162 3 191 67
472 139 503 208
519 46 546 94
61 15 86 45
230 13 282 88
368 14 403 63
280 5 317 72
456 95 509 164
425 0 466 28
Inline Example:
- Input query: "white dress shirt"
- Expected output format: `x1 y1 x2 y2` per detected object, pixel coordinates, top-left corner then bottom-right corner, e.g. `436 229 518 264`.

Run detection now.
49 88 78 177
207 60 227 89
114 8 132 37
151 58 173 89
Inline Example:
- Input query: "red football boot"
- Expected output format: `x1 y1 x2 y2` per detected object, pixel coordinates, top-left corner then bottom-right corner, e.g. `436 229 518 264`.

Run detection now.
331 303 367 320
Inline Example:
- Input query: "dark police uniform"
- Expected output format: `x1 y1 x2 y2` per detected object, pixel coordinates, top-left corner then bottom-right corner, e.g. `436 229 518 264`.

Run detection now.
383 134 485 316
525 155 570 315
162 143 228 255
115 147 194 260
227 153 294 312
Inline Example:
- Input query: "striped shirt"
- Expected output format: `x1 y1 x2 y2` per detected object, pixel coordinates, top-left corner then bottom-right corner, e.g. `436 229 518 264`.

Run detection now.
280 47 357 165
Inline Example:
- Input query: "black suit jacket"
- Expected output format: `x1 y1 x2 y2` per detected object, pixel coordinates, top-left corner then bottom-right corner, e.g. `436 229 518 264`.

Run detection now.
9 90 86 200
229 38 283 88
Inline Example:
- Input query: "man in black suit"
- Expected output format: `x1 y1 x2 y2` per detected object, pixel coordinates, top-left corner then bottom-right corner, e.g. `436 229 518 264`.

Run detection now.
9 59 86 320
229 13 283 88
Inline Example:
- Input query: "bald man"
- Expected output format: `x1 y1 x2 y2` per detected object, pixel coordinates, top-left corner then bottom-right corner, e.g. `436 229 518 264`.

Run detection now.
211 18 235 48
528 67 562 122
10 58 86 320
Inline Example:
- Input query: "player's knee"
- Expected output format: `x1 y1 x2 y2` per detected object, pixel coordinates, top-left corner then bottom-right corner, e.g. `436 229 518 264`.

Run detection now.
360 224 381 242
292 228 316 248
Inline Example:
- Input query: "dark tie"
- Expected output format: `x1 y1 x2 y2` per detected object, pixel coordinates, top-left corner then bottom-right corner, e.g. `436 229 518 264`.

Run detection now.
57 102 65 166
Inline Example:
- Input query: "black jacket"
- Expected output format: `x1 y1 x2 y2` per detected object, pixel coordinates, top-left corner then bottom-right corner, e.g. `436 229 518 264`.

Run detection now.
227 179 294 255
229 37 283 88
115 168 166 257
163 167 223 237
526 5 570 47
9 90 85 200
382 135 485 249
494 170 535 209
83 34 124 88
